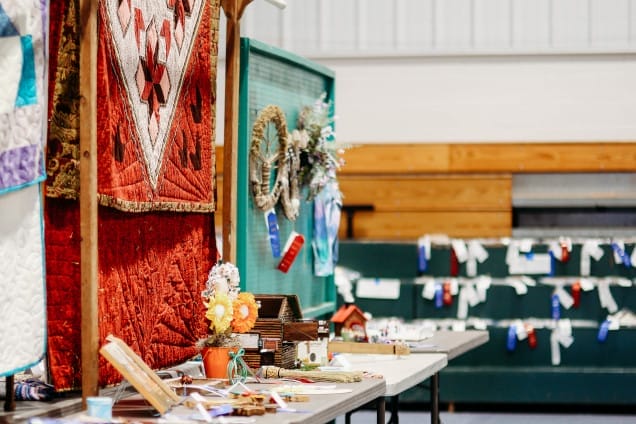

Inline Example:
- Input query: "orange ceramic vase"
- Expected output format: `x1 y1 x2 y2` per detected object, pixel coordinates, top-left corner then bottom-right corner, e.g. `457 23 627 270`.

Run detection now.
201 347 235 379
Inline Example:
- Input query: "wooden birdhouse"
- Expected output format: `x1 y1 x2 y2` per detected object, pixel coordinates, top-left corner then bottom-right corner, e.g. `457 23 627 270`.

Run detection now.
331 304 368 341
242 294 319 369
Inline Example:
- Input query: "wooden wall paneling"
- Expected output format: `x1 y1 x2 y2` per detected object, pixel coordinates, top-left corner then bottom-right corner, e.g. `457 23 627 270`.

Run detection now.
339 175 511 211
339 210 512 240
340 144 450 174
449 143 636 172
337 143 636 174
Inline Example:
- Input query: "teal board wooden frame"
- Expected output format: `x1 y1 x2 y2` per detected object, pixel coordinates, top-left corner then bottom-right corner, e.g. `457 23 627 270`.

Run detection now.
236 38 336 318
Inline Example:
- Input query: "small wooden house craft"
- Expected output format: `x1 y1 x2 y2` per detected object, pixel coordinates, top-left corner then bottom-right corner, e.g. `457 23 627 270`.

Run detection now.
331 304 368 341
243 294 318 369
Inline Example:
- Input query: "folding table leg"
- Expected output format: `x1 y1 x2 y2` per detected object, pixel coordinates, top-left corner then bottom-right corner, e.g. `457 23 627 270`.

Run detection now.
4 375 15 412
430 372 440 424
387 395 399 424
376 396 386 424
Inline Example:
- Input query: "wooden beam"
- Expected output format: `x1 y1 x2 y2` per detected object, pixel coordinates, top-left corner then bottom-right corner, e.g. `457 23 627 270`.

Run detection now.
449 142 636 172
221 0 252 264
339 143 450 174
339 142 636 174
79 0 98 404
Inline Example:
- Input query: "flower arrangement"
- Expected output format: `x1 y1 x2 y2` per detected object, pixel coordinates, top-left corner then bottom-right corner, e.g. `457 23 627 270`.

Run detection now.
292 93 345 201
197 261 259 348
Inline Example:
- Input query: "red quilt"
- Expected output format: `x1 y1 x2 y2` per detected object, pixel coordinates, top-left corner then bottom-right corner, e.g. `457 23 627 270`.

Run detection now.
96 0 219 212
44 0 220 390
45 199 214 389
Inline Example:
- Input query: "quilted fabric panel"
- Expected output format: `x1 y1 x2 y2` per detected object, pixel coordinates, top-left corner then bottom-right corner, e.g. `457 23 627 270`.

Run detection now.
0 184 46 377
0 0 46 194
44 198 82 390
45 0 80 199
45 199 215 389
0 0 47 378
95 0 219 212
97 207 215 385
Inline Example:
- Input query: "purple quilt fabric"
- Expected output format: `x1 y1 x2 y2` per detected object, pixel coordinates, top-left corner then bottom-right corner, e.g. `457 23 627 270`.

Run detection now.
0 145 41 190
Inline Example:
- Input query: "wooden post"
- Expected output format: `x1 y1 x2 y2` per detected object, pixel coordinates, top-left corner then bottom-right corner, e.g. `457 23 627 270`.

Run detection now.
79 0 99 405
221 0 252 264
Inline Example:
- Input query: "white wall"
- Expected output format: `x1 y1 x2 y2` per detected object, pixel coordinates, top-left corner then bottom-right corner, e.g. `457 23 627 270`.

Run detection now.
214 0 636 144
315 55 636 143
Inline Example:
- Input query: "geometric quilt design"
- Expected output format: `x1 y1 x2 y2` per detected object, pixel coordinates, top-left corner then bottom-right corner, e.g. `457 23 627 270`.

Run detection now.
96 0 219 212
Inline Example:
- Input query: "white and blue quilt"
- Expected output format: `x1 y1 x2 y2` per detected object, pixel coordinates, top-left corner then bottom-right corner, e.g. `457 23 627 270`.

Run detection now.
0 0 47 377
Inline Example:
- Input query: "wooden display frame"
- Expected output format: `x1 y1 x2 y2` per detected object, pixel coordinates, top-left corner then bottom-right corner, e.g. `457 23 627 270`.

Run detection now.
99 335 181 415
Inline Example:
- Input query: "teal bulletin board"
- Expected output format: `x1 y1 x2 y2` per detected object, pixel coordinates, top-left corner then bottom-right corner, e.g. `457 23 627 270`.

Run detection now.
236 38 336 318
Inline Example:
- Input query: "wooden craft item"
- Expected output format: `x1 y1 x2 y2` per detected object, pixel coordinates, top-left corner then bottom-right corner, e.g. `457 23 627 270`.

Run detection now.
260 365 363 383
281 394 310 402
283 320 319 341
99 335 181 415
165 377 225 396
233 405 266 416
328 341 411 356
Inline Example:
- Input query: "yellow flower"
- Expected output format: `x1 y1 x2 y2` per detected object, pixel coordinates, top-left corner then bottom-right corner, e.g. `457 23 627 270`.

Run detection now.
205 292 233 334
231 292 258 333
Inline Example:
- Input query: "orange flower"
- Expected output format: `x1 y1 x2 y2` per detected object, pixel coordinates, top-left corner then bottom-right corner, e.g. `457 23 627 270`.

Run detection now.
231 292 258 333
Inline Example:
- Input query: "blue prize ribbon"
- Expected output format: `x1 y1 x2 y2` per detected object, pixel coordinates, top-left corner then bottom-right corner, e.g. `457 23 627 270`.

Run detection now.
434 284 443 309
551 293 560 320
548 251 555 276
597 320 610 343
266 211 281 258
417 245 428 273
506 325 517 352
611 243 631 268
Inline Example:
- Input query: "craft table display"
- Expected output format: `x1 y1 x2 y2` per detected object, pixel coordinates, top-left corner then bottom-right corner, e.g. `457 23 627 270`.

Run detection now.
0 0 48 410
338 239 636 406
44 0 221 390
179 379 387 424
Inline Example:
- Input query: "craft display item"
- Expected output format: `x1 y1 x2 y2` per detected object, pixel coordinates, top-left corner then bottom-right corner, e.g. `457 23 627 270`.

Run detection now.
199 261 258 349
249 105 299 220
294 93 343 201
265 209 281 258
244 295 317 370
281 137 301 220
327 341 410 356
277 232 305 273
259 366 363 383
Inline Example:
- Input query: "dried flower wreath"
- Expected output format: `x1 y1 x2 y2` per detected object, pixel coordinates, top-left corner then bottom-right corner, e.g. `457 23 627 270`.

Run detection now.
249 105 300 220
